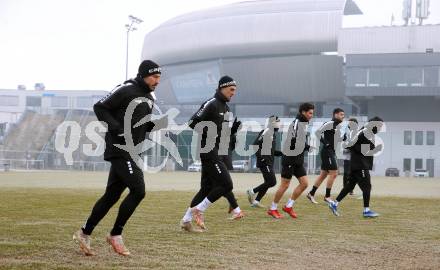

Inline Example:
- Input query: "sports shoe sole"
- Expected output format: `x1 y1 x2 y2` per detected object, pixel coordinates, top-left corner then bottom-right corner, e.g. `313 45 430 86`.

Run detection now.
106 236 130 256
180 220 204 233
72 231 94 256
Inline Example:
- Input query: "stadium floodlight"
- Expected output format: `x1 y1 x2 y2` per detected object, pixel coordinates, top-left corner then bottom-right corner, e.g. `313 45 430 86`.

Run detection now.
125 15 143 80
402 0 412 26
416 0 430 25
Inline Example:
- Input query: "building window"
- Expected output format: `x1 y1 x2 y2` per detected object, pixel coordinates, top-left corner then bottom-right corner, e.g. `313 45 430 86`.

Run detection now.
427 131 435 145
405 67 423 86
403 158 411 172
368 68 382 87
423 66 439 87
51 96 68 107
346 68 367 87
426 159 434 177
415 131 423 145
0 95 19 106
404 130 412 145
26 96 42 107
76 96 93 108
415 158 423 170
384 67 405 87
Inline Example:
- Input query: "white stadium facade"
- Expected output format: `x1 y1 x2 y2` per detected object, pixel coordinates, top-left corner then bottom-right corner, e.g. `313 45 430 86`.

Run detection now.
141 0 440 177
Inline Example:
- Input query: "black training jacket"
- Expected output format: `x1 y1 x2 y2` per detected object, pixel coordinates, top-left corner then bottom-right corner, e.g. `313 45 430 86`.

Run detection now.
281 114 311 166
319 118 342 154
254 128 282 168
93 76 161 161
348 128 377 171
189 91 230 161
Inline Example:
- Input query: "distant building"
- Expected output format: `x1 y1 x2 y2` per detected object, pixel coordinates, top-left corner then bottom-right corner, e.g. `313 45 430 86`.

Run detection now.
139 0 440 176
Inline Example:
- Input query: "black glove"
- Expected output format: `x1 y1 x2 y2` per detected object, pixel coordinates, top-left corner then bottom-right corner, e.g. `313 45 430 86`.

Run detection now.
231 117 242 135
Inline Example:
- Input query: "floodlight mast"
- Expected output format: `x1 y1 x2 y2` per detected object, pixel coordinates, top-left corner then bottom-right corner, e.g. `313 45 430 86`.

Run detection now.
125 15 143 80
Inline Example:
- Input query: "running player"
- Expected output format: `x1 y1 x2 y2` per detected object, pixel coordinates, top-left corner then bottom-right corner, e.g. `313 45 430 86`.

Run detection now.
267 103 314 219
73 60 163 256
180 76 241 232
328 117 384 218
307 108 345 204
246 115 282 208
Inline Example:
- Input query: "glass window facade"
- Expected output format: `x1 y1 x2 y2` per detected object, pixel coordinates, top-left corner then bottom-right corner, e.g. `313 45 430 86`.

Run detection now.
26 96 41 107
415 158 423 170
77 96 93 108
51 96 68 107
346 68 367 87
415 131 423 145
404 130 412 145
0 95 19 106
403 158 411 171
346 66 440 87
427 131 435 145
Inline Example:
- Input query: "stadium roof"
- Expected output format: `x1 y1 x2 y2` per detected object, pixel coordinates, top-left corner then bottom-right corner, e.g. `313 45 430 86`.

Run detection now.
142 0 362 65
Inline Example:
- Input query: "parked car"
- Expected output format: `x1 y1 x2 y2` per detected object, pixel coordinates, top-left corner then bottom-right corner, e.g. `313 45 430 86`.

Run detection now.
414 169 429 177
187 161 202 172
385 168 400 177
232 160 250 172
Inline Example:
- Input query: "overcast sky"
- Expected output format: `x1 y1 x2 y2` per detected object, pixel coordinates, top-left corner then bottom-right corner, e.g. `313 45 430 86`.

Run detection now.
0 0 439 91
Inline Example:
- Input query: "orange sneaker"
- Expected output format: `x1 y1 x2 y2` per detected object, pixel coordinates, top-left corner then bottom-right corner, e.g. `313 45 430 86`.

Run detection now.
267 209 283 219
282 206 298 218
73 229 95 256
106 234 130 256
229 210 245 220
180 220 204 233
191 207 206 230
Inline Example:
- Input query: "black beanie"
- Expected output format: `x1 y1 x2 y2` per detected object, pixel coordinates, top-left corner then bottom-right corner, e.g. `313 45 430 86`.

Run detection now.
218 75 236 89
138 60 161 78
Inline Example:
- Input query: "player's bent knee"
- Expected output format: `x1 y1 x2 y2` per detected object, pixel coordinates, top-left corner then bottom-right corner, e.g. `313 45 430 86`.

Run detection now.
268 180 277 188
301 182 309 190
224 184 233 194
280 181 290 189
131 189 146 201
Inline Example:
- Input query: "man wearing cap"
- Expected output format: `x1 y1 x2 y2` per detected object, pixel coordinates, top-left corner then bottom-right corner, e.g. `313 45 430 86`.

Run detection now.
73 60 163 256
180 75 242 232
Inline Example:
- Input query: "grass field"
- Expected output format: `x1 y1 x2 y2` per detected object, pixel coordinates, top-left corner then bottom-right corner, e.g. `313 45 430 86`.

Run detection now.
0 172 440 269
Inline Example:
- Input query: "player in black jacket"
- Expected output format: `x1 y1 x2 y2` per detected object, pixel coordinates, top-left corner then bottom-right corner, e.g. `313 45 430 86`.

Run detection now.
307 108 345 204
180 76 241 232
73 60 164 256
328 117 384 218
246 116 282 208
268 103 314 219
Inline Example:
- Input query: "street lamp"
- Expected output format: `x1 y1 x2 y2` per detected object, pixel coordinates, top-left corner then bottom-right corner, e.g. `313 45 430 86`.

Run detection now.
125 15 143 80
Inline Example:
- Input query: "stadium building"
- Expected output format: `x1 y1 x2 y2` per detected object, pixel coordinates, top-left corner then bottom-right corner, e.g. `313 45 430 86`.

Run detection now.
141 0 440 176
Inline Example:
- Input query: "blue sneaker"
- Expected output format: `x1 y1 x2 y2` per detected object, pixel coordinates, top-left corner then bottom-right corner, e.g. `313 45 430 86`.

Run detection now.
328 201 340 216
363 209 379 218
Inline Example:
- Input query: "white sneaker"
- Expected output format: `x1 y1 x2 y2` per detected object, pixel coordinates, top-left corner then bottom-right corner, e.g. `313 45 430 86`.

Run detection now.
228 210 245 220
251 201 265 208
324 197 334 203
246 189 256 205
306 193 319 204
